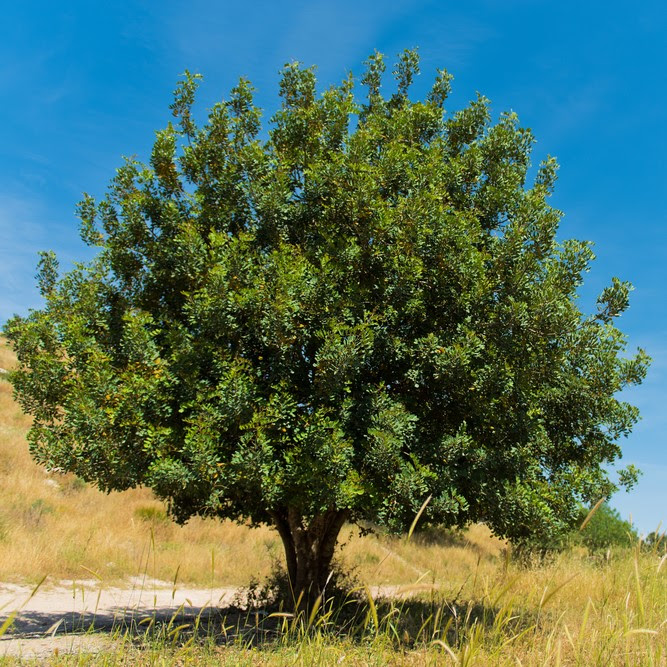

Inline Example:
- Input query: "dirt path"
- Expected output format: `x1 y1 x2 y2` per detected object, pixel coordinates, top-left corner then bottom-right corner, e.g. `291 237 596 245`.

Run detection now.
0 578 240 660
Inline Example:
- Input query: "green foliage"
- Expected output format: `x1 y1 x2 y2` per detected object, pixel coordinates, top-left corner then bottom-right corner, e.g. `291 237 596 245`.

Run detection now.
513 501 638 560
578 503 637 552
643 530 666 553
4 51 649 557
64 475 88 494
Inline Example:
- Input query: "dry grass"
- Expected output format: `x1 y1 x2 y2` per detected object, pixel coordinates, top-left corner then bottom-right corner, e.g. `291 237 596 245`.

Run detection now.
1 545 664 665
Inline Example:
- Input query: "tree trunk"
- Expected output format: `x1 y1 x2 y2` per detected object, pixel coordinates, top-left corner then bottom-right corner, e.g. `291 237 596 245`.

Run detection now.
269 507 348 610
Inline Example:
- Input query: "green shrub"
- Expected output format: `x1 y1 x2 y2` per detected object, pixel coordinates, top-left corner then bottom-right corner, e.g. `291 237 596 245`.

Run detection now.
511 502 637 562
511 531 571 565
66 476 87 493
577 503 637 552
643 529 666 553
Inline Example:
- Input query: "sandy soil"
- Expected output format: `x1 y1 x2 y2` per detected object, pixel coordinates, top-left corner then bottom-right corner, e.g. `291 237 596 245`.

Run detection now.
0 577 239 660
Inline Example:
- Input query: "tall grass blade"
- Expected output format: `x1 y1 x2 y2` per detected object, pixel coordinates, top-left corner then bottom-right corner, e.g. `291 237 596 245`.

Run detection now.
364 586 378 634
166 602 186 635
416 613 434 642
579 497 606 531
27 575 47 603
306 594 322 632
407 495 432 542
44 618 64 637
168 623 191 640
491 576 518 607
578 597 592 641
500 624 537 649
634 555 645 624
539 574 579 611
431 639 457 661
172 564 181 600
0 611 17 638
0 576 46 638
562 623 575 651
80 565 103 581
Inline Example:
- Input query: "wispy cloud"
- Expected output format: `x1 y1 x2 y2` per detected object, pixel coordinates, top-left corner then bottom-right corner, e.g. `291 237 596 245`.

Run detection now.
0 192 84 324
0 193 51 322
152 0 495 102
522 79 613 147
0 45 59 89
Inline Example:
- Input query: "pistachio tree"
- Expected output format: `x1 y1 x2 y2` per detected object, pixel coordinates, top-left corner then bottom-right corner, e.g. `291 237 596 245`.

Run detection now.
4 51 649 605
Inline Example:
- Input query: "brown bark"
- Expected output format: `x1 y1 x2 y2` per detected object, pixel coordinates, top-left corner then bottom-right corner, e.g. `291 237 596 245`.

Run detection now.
269 507 348 610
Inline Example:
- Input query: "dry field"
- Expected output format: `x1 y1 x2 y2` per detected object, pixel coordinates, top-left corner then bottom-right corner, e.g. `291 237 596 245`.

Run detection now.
0 338 665 664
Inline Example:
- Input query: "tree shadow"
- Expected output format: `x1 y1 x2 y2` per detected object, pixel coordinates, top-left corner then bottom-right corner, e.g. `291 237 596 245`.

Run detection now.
368 595 537 648
2 605 218 637
409 526 469 548
0 593 539 654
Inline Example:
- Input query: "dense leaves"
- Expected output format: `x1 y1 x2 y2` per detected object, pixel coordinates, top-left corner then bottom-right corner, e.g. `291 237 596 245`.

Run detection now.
578 503 637 552
4 51 649 588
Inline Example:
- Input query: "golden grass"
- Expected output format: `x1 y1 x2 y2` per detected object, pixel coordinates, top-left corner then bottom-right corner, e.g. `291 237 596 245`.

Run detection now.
1 544 664 665
1 338 665 665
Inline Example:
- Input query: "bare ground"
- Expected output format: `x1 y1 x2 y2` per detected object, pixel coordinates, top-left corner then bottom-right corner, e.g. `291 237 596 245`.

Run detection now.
0 578 239 660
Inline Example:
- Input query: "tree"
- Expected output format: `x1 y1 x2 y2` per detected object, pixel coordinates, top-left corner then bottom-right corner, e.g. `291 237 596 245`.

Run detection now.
577 502 637 552
4 50 649 606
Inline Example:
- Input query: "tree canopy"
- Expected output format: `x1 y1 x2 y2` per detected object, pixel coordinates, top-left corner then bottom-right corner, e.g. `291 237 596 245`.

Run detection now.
4 50 649 603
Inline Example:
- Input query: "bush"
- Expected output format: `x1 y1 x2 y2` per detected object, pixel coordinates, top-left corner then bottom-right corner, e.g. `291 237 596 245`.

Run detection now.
239 558 362 614
511 502 637 562
577 503 637 552
511 532 572 565
642 530 666 554
24 498 55 528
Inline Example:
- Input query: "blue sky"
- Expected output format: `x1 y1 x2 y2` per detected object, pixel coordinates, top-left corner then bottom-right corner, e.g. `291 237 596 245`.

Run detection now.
1 1 665 533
